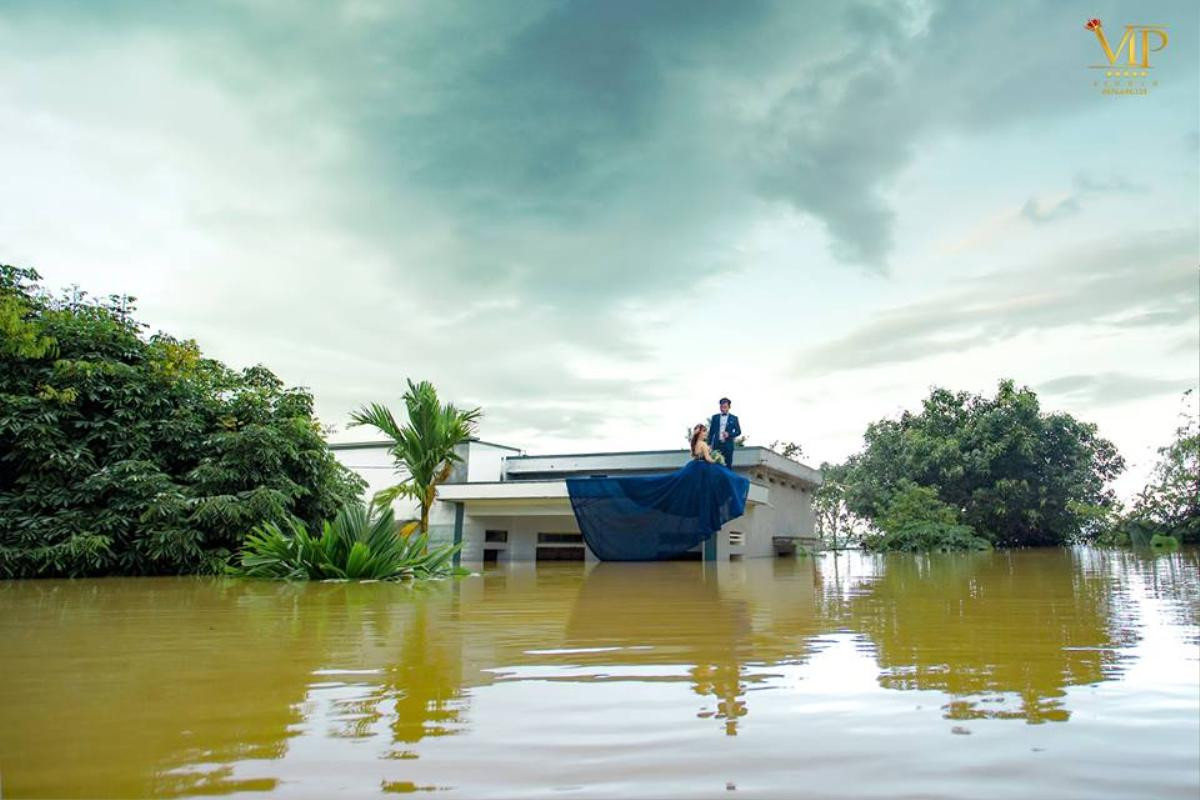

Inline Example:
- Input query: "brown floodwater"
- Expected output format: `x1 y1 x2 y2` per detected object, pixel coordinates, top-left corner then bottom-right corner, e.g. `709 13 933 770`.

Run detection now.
1 549 1197 799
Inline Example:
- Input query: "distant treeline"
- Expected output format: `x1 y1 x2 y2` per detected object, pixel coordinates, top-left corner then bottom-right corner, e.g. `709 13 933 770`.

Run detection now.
812 381 1197 551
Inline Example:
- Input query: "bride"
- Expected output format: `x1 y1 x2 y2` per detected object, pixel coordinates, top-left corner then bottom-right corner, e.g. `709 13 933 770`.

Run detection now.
565 419 749 560
690 422 723 464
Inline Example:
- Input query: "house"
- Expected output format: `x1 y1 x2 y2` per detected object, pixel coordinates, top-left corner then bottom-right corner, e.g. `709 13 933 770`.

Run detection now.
330 439 822 563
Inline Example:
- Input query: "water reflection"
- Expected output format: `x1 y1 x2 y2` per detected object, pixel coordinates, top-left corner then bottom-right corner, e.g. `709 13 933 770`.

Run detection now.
847 550 1139 723
0 579 315 797
562 563 753 735
1107 548 1200 642
1 550 1197 799
307 582 468 752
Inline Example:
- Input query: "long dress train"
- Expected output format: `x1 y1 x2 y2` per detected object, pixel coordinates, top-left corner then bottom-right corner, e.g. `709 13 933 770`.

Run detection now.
565 458 751 561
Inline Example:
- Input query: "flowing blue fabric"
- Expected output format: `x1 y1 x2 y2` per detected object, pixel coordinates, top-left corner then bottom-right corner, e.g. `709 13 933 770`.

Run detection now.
565 459 751 561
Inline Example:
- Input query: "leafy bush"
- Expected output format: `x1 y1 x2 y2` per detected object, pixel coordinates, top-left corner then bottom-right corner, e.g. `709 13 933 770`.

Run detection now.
0 265 364 578
235 503 466 581
1149 533 1180 551
863 522 992 553
862 483 991 552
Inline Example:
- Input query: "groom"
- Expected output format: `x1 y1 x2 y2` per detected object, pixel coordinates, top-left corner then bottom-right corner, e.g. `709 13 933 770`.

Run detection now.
707 397 741 469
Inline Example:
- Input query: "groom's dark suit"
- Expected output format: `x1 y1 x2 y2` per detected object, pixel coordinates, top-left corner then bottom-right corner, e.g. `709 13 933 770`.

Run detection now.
707 412 741 468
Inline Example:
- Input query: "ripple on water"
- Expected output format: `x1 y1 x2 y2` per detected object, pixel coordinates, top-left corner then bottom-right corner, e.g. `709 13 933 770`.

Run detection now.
0 550 1196 798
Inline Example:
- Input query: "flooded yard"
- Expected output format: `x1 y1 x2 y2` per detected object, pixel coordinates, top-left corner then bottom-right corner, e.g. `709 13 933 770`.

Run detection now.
1 549 1197 798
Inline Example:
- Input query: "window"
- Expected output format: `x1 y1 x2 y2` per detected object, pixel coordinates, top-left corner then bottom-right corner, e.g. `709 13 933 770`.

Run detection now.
484 530 508 543
482 549 500 563
537 532 582 545
728 530 745 547
536 532 584 561
536 546 584 561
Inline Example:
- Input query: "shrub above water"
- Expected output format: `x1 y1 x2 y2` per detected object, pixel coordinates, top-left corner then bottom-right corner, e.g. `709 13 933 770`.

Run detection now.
862 484 991 552
234 503 466 581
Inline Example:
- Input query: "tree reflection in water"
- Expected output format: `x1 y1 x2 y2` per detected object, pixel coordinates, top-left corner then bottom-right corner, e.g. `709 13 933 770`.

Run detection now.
310 580 467 757
846 549 1139 723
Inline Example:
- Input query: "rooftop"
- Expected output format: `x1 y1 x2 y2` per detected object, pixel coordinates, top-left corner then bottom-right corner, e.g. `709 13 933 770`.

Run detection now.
329 438 821 488
502 447 821 487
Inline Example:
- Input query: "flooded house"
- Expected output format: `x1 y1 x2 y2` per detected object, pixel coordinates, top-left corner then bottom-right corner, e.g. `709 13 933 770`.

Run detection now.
330 439 822 563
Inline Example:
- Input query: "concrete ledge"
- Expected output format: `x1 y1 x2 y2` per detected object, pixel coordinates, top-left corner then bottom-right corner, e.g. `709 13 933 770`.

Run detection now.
438 479 770 506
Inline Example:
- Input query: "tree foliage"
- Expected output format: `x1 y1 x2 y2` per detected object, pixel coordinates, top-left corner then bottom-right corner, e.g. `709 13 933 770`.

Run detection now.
862 482 991 552
0 265 364 577
840 380 1124 547
349 379 481 535
1103 391 1199 546
767 440 805 461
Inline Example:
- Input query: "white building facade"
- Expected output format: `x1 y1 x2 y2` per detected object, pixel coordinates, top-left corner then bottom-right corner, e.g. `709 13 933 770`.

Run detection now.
331 439 822 564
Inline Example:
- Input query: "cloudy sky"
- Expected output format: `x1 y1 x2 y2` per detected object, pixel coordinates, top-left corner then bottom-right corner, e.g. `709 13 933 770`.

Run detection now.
2 0 1196 497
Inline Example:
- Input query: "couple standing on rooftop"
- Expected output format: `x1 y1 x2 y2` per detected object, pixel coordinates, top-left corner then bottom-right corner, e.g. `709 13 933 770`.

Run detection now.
690 397 742 468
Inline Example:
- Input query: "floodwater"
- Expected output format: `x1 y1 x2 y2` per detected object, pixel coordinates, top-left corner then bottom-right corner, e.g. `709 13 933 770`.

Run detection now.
1 550 1197 799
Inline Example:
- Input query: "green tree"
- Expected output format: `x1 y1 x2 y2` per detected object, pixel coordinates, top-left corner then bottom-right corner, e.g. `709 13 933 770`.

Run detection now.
841 379 1124 547
812 461 867 550
0 265 363 577
349 379 481 535
1109 391 1199 545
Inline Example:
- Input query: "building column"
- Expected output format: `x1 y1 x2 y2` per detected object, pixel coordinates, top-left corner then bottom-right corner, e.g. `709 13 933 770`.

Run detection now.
452 502 464 567
704 531 718 561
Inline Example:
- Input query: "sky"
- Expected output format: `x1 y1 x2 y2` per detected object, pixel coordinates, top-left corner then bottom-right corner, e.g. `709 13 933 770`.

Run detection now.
1 0 1197 499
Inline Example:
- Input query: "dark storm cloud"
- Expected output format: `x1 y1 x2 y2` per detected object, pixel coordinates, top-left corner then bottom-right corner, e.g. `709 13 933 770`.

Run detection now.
3 0 1196 436
9 0 1195 283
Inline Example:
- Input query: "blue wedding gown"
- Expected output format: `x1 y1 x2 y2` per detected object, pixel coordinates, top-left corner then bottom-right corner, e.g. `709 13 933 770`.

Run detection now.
565 457 751 561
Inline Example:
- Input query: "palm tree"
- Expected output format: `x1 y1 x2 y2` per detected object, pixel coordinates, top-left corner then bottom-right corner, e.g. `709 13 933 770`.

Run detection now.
349 379 482 536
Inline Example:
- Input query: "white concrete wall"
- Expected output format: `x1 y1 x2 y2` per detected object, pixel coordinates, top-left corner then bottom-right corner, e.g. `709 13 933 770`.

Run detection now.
733 468 818 558
704 466 818 559
331 445 412 510
465 441 513 483
456 514 593 564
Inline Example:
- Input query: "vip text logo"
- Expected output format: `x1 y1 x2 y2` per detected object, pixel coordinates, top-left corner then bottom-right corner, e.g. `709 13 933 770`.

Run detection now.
1085 18 1168 97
